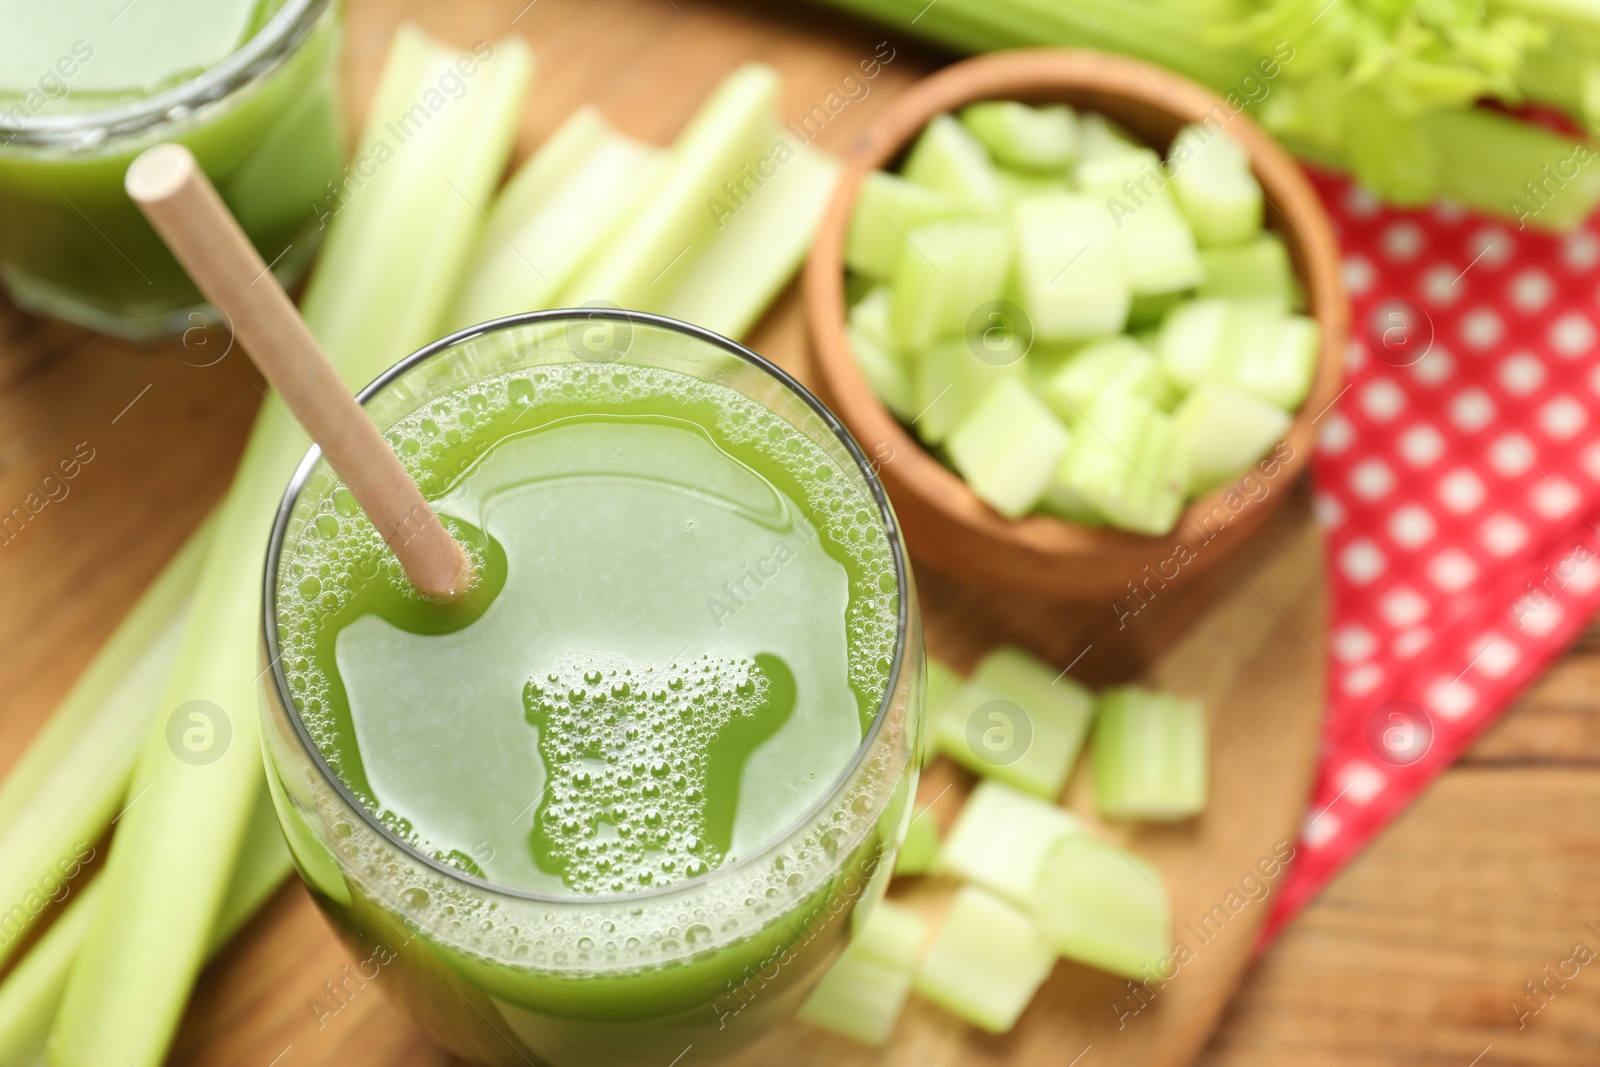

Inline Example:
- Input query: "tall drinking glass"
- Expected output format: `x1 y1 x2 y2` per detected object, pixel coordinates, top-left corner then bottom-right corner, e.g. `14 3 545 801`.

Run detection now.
259 311 924 1067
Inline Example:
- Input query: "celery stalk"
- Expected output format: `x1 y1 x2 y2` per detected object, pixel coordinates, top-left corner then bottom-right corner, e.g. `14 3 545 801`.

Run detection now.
0 792 289 1067
560 65 783 312
300 25 535 376
445 106 663 331
661 137 839 339
0 523 211 970
48 27 530 1067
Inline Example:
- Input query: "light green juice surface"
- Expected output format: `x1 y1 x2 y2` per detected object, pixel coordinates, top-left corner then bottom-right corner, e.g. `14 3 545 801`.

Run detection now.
276 362 899 899
2 0 267 105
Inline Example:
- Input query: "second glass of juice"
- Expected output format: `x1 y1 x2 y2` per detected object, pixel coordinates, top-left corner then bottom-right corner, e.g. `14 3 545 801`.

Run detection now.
260 310 924 1067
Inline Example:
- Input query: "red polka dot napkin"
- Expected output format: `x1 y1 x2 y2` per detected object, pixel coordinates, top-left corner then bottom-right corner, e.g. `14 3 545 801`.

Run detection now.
1259 171 1600 945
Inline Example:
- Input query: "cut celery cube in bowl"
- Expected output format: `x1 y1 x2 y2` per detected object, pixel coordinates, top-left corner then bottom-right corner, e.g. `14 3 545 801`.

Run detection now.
932 646 1095 797
1093 686 1208 820
914 886 1055 1034
911 338 1022 445
940 780 1082 904
1157 298 1318 411
1031 836 1171 979
1077 150 1205 296
849 326 917 422
1175 382 1290 494
902 113 1006 214
799 899 927 1046
846 170 965 280
959 101 1078 171
1168 123 1263 247
1054 392 1187 536
1197 233 1301 310
894 811 941 876
1010 192 1129 340
1041 336 1171 423
946 378 1071 518
890 219 1012 352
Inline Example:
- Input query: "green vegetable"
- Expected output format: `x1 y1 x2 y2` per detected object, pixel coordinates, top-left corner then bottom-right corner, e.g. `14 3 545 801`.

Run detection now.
0 792 290 1067
1054 392 1188 536
1174 382 1291 494
1041 336 1171 424
0 523 210 970
798 900 927 1046
560 64 783 311
893 812 941 876
445 105 662 330
1168 124 1262 247
933 646 1095 797
946 378 1071 517
1010 192 1128 340
914 885 1055 1033
911 338 1022 446
1196 233 1299 309
849 321 917 421
959 101 1078 171
1077 150 1206 295
845 170 964 280
808 0 1600 228
1158 298 1318 409
1031 836 1171 979
662 138 839 339
49 26 531 1067
890 219 1011 352
902 113 1007 213
1092 687 1208 820
939 780 1081 903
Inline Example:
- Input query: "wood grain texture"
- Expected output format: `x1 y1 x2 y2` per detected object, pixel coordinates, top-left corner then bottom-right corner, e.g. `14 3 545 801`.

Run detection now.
0 1 1587 1066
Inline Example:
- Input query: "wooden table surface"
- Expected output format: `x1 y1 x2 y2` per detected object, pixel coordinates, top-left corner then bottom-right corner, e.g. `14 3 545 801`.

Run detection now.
1 1 1597 1065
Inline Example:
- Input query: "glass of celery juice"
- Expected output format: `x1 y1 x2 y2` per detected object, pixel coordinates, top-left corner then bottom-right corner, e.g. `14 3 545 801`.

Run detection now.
260 311 924 1066
0 0 344 337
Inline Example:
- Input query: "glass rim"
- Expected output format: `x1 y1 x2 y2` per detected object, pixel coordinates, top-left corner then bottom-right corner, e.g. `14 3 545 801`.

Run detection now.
0 0 331 148
262 308 913 906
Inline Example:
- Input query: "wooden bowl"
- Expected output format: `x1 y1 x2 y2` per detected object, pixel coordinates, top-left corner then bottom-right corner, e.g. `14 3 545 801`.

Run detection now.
804 49 1347 601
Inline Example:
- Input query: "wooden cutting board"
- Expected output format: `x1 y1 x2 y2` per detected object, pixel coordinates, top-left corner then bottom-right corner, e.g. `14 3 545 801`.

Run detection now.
0 1 1326 1065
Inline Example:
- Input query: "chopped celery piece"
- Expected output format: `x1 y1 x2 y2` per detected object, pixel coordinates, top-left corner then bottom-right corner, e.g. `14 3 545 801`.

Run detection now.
1093 687 1208 820
914 886 1055 1034
846 170 964 280
1077 112 1144 163
663 138 840 339
1127 289 1185 330
1078 150 1205 295
849 284 897 354
798 900 926 1046
561 64 781 310
940 780 1081 904
1197 233 1300 309
890 218 1011 351
1159 299 1317 410
1168 123 1263 247
1175 382 1291 494
995 165 1071 202
1056 392 1187 535
51 28 533 1067
922 655 961 767
932 646 1095 798
1011 192 1129 340
894 812 941 876
946 378 1071 517
1041 336 1170 424
446 106 663 330
851 325 917 420
301 25 534 378
849 285 910 414
0 524 209 970
0 792 290 1067
1031 836 1170 979
912 338 1022 445
902 113 1006 213
959 101 1078 171
1040 453 1106 525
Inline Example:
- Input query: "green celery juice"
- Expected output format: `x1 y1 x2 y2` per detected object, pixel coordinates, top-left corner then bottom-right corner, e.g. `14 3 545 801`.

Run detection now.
272 358 912 1065
0 0 344 335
